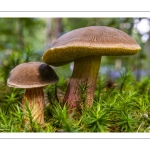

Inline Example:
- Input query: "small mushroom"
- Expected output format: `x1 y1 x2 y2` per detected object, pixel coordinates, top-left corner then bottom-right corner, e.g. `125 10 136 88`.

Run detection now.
42 26 141 112
7 62 59 125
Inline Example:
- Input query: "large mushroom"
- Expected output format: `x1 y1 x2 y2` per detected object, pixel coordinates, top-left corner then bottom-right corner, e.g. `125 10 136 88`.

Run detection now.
42 26 141 112
7 62 59 125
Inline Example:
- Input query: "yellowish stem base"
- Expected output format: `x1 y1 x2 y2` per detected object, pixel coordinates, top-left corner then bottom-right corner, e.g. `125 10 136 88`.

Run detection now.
22 87 44 125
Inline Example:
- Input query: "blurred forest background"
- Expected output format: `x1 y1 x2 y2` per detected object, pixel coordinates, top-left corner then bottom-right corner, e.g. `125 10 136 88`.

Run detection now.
0 18 150 84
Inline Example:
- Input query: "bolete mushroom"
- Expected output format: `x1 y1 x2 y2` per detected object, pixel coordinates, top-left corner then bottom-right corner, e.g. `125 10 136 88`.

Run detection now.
7 62 59 125
42 26 141 111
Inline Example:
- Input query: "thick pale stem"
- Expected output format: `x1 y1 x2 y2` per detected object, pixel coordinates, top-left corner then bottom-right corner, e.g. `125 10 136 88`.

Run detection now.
22 87 44 125
63 56 101 111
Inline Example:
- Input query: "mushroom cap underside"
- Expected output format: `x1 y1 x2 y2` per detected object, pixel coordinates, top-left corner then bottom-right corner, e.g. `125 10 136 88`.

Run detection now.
42 26 141 66
7 62 59 88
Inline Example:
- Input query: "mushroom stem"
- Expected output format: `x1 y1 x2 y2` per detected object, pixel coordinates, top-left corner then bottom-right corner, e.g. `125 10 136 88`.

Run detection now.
63 55 101 112
22 87 44 125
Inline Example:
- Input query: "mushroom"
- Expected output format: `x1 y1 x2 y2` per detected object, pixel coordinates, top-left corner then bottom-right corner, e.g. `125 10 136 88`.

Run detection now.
42 26 141 112
7 62 59 125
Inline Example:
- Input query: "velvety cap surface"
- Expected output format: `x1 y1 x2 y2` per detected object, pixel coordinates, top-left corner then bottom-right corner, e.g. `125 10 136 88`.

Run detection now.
7 62 59 88
42 26 141 66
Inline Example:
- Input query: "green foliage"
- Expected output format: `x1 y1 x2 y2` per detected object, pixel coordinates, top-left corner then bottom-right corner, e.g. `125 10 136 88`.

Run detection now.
0 46 41 84
48 102 75 132
0 18 45 50
62 18 134 33
82 100 109 132
1 69 150 132
117 69 134 94
0 17 150 132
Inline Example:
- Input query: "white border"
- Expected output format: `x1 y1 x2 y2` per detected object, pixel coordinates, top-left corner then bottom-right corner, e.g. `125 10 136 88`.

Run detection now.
0 11 150 18
0 133 150 139
0 0 149 12
0 133 150 150
0 1 149 148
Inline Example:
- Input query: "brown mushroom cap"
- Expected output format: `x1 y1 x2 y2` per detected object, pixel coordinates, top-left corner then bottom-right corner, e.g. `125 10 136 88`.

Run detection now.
42 26 141 66
7 62 59 88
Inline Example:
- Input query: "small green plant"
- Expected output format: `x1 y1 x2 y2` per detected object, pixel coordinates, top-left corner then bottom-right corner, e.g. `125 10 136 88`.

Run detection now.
47 101 76 132
117 69 134 94
82 99 109 132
